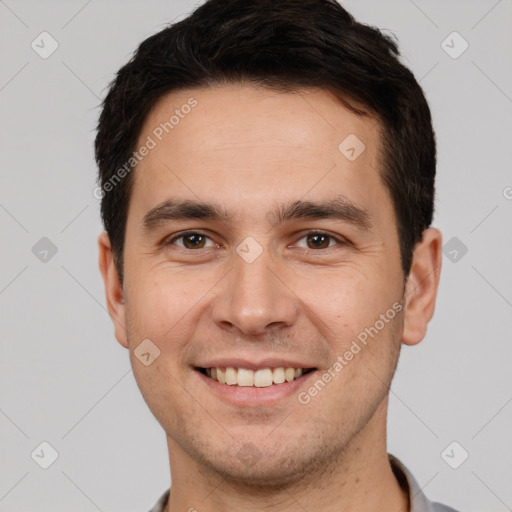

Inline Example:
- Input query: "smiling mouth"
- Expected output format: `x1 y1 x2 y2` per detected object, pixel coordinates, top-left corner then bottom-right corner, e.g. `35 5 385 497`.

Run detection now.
197 366 316 387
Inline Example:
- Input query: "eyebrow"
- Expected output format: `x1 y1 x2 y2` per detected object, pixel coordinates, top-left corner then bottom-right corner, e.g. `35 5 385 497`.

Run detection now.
141 196 372 234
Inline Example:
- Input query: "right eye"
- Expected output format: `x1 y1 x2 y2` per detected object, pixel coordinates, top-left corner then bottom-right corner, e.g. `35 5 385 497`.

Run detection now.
164 231 218 251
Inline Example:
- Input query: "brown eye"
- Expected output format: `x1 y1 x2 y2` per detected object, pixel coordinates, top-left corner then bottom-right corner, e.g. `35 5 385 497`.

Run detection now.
182 233 206 249
167 232 215 250
306 233 331 249
294 231 343 250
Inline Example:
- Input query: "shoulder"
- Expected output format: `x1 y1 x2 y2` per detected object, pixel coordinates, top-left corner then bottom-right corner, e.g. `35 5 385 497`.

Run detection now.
430 503 461 512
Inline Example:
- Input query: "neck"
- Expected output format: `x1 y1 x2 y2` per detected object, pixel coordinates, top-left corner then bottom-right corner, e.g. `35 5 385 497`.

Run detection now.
164 399 409 512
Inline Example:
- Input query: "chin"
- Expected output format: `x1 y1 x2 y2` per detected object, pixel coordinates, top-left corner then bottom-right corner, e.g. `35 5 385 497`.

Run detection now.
204 453 309 489
190 433 343 491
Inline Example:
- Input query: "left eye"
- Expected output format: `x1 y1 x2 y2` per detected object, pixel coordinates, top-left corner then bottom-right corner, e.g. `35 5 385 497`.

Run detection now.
166 231 343 251
294 231 342 250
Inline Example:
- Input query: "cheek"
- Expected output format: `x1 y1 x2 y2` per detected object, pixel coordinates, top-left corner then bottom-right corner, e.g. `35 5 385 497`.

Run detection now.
127 268 205 338
297 270 394 344
130 356 184 432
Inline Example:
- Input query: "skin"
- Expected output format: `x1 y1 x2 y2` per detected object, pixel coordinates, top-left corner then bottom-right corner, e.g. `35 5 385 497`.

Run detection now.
98 84 442 511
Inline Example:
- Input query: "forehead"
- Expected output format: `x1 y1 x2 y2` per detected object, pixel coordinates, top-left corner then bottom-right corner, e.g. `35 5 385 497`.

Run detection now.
129 84 389 228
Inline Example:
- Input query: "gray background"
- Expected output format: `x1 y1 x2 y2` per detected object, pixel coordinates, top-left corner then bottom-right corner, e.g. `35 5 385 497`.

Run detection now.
1 0 511 510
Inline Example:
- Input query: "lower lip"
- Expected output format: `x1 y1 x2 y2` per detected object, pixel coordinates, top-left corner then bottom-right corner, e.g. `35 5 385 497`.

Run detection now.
195 369 317 407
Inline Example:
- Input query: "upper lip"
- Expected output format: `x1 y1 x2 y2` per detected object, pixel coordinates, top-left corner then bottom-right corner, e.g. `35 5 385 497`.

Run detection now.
195 358 316 371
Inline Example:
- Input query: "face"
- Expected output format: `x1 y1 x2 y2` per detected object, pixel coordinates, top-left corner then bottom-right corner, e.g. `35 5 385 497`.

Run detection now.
99 84 440 487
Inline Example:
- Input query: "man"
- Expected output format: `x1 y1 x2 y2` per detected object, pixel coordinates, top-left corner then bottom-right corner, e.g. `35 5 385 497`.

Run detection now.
95 1 458 510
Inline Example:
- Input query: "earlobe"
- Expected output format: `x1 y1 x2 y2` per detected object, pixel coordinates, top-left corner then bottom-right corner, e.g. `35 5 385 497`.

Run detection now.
98 231 128 348
402 228 443 346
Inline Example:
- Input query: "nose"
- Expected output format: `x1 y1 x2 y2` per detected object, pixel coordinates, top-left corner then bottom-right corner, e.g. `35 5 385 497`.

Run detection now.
211 247 298 337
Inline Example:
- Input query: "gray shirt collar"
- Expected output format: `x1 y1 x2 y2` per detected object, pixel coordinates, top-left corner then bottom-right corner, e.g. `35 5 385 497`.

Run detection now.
389 454 458 512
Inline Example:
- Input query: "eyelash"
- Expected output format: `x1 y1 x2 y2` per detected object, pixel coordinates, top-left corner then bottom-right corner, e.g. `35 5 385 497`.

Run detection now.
163 230 348 252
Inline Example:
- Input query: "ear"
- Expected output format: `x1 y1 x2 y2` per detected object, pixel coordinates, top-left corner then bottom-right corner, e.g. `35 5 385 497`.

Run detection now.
98 231 128 348
402 228 442 346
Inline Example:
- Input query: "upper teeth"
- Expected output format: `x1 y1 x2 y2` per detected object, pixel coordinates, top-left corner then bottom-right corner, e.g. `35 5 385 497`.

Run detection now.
206 367 304 387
